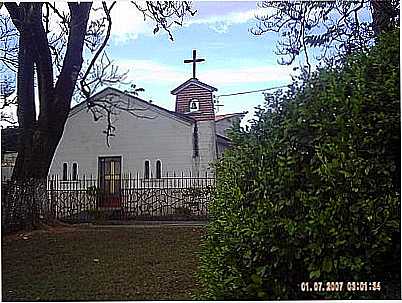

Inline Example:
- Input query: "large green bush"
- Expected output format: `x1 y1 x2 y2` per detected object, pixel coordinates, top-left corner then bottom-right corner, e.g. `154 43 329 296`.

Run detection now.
197 30 400 300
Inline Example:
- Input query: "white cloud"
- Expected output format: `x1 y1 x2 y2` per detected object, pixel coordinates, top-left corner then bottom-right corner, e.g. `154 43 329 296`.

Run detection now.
117 59 186 84
1 3 271 43
201 65 293 85
109 2 155 43
1 2 157 44
186 7 273 34
108 4 274 42
117 59 293 86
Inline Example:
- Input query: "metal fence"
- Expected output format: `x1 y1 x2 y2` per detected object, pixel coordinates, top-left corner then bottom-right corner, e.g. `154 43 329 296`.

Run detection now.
48 172 215 222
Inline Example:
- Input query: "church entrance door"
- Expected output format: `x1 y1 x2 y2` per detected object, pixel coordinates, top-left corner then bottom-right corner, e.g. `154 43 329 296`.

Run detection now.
98 156 122 208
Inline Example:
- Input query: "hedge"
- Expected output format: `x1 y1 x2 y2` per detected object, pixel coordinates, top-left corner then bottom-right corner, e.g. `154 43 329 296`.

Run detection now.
196 29 400 300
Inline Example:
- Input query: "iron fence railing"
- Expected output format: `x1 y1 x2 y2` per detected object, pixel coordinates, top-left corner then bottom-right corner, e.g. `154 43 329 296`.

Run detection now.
47 172 215 222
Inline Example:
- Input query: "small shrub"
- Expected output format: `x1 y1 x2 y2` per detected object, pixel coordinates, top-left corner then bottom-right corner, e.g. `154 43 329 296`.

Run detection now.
174 206 192 216
87 209 107 223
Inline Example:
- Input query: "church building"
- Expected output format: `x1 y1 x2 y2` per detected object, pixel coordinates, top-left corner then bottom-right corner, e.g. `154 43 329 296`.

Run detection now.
47 50 246 183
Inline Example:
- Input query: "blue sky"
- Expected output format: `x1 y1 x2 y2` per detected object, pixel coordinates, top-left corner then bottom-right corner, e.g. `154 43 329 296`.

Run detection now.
105 1 297 124
0 1 374 127
0 1 300 126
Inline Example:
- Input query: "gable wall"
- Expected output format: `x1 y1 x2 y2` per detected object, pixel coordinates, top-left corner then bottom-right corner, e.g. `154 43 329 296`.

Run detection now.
49 97 198 179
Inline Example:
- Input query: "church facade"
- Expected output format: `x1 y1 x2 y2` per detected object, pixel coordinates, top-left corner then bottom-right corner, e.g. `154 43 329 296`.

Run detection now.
1 51 246 184
48 78 245 182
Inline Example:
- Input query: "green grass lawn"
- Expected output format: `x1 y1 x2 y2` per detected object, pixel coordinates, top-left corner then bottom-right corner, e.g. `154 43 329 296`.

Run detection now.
2 225 205 301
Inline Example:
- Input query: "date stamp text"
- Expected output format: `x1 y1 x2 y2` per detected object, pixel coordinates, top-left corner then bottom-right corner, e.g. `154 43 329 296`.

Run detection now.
300 281 381 292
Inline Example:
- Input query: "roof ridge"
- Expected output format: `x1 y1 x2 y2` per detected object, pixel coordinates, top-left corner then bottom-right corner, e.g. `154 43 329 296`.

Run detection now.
68 87 195 124
171 78 217 95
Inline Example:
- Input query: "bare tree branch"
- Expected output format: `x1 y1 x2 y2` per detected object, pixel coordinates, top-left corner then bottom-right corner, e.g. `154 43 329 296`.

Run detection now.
131 1 196 40
0 15 19 72
80 1 116 100
86 92 156 146
250 0 396 69
0 75 17 125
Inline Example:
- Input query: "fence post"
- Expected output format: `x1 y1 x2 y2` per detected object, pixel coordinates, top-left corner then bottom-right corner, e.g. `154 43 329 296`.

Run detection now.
49 176 56 220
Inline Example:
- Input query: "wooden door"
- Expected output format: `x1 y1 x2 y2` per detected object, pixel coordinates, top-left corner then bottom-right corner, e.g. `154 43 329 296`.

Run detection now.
98 156 121 208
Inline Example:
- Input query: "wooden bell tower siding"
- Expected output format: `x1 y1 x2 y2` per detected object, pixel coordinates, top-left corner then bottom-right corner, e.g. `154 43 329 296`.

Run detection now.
171 79 217 121
173 49 217 121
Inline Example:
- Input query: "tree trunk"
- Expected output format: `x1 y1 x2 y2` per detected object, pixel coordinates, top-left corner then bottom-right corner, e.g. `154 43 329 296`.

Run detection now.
3 178 48 233
370 0 399 35
12 128 62 181
4 2 92 232
7 108 70 232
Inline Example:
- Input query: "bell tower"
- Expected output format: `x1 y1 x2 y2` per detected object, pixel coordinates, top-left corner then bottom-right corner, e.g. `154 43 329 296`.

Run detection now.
171 50 217 121
171 50 218 175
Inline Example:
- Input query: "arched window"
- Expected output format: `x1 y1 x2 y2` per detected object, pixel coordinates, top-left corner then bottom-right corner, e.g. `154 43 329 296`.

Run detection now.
72 163 78 181
189 98 199 112
156 160 162 179
144 160 150 179
62 163 68 181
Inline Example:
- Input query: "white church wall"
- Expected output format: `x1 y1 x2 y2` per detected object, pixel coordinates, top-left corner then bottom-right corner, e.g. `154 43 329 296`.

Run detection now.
1 152 17 181
192 120 217 176
1 166 14 181
49 93 197 179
